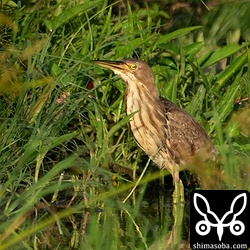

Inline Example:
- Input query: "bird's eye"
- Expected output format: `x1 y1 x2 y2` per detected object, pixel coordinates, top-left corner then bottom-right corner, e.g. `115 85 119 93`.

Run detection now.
130 64 137 70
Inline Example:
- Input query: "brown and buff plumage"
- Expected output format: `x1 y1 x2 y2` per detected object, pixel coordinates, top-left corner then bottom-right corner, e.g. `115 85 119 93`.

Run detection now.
93 58 216 201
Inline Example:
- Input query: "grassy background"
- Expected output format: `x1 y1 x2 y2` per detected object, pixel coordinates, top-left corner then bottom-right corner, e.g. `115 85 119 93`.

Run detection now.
0 0 249 249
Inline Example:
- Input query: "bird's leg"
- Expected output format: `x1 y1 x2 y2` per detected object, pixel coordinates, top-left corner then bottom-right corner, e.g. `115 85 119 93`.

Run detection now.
167 195 185 249
172 166 185 204
166 166 185 249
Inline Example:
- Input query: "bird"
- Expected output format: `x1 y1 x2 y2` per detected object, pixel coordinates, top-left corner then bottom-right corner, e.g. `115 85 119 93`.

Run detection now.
93 58 217 202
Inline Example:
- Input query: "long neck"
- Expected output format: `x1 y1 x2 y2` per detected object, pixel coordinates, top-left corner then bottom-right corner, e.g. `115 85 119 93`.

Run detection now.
125 81 167 156
126 81 165 119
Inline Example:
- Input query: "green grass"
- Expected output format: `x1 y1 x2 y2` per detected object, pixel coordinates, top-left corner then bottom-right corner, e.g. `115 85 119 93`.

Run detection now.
0 0 249 249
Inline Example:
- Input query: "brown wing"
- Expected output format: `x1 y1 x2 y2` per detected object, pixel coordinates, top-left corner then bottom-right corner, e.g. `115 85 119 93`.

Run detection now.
160 97 216 164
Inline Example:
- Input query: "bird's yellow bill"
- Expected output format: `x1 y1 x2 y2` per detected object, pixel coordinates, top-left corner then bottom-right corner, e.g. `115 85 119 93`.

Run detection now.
92 60 126 71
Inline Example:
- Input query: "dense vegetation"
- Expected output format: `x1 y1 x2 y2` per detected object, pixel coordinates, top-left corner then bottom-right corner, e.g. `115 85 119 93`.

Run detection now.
0 0 249 249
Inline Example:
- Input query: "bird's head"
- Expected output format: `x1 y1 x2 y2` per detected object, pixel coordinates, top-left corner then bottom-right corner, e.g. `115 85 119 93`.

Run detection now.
93 58 157 94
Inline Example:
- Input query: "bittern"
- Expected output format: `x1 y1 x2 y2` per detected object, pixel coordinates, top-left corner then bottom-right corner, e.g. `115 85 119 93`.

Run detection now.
93 58 216 202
